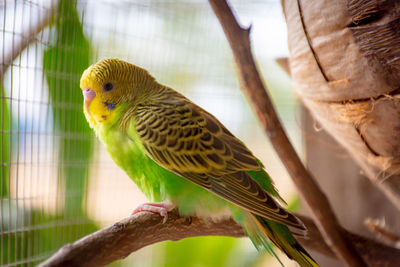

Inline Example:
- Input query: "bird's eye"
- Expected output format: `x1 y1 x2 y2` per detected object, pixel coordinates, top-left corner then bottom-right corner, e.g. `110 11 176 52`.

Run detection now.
103 82 114 92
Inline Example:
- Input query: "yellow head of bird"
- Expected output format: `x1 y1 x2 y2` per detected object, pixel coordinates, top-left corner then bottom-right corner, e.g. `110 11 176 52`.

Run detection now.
80 58 155 127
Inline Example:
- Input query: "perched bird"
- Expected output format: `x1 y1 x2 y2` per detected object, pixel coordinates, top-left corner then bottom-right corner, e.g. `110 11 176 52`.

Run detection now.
80 58 318 266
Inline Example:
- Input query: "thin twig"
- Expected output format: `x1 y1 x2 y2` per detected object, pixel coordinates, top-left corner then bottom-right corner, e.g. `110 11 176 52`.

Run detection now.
365 218 400 249
39 211 400 267
275 57 291 76
208 0 367 266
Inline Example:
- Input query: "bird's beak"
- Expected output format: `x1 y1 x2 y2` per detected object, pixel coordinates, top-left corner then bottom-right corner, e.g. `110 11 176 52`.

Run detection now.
83 88 96 111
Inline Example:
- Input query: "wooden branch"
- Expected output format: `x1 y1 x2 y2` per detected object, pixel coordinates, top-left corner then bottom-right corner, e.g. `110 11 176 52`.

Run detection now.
39 211 244 267
0 3 53 79
208 0 366 266
365 218 400 249
299 214 400 265
39 211 400 267
275 57 291 76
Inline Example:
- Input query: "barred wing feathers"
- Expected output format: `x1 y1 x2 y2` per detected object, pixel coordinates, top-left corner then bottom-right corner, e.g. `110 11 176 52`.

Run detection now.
132 89 305 232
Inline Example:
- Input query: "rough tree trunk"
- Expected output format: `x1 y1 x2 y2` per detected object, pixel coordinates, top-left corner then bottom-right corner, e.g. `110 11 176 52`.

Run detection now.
282 0 400 210
282 0 400 265
303 107 400 266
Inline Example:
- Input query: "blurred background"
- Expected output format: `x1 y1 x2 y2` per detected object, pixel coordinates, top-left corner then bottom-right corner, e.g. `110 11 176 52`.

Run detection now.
0 0 303 266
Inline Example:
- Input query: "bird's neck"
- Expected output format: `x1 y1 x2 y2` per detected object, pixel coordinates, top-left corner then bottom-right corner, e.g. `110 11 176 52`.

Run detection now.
92 103 130 137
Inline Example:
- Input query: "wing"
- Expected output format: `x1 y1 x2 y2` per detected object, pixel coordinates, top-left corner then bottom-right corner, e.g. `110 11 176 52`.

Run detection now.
135 95 260 175
132 90 304 231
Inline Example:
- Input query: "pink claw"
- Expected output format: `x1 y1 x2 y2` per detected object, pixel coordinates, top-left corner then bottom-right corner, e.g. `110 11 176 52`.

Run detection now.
131 202 175 223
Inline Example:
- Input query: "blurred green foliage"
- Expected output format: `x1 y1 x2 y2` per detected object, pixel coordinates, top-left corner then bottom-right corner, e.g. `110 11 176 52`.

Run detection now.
43 0 93 217
0 82 11 265
160 236 248 267
0 82 9 197
2 0 99 265
1 208 97 265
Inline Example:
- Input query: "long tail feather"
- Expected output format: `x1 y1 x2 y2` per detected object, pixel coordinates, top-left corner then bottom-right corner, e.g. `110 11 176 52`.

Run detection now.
245 213 319 267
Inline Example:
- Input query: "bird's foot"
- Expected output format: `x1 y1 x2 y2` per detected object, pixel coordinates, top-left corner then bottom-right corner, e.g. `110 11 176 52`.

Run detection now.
131 202 175 223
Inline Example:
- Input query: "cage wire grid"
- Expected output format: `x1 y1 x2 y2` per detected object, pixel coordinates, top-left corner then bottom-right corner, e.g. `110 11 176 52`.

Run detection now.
1 1 298 266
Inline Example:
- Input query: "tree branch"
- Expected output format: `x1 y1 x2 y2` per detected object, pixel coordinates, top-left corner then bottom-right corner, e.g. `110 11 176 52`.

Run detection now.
208 0 366 266
0 3 53 79
365 218 400 249
39 211 400 267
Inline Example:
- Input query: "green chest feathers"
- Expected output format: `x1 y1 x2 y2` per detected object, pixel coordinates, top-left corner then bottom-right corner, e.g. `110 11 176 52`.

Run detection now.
96 122 232 217
97 124 161 201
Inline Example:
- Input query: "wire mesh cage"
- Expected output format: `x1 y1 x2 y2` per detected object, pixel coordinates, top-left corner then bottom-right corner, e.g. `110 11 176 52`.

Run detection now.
1 0 298 266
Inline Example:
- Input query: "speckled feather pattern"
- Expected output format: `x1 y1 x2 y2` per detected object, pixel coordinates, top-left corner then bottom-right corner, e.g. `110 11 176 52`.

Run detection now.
130 87 303 229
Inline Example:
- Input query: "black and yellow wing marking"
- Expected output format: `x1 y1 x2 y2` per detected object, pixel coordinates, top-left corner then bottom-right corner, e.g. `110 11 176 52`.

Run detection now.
135 95 259 174
133 90 305 232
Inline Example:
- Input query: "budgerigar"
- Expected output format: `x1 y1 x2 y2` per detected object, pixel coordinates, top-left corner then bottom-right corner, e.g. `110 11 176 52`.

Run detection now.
80 58 318 266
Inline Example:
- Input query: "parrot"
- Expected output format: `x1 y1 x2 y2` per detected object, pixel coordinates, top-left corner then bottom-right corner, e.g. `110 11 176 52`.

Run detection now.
80 58 318 267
